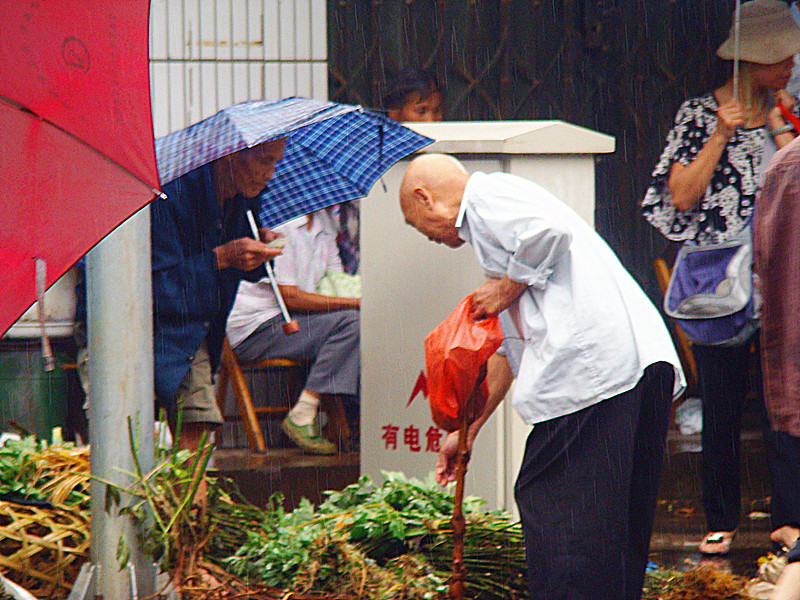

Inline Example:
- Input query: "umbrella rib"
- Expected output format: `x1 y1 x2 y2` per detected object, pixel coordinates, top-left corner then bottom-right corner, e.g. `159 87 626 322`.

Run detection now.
0 93 164 198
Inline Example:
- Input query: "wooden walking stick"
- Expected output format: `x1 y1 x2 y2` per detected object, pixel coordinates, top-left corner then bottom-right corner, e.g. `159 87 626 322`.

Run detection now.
449 365 487 600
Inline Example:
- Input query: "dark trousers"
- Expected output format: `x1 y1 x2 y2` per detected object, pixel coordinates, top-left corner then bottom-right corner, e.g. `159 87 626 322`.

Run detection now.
693 338 800 532
514 362 673 600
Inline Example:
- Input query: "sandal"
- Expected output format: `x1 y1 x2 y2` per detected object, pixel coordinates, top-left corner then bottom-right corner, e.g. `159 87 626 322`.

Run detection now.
699 530 736 555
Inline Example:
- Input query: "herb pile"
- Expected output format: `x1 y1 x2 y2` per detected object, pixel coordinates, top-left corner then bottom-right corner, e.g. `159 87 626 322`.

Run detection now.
103 425 526 599
221 472 527 600
0 436 89 508
641 564 751 600
0 436 769 600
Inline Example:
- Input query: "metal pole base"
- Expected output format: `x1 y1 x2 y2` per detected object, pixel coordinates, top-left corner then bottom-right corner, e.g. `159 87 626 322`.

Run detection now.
68 563 179 600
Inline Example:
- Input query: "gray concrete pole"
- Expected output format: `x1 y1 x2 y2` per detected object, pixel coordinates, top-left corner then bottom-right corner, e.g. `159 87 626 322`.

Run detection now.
86 206 156 599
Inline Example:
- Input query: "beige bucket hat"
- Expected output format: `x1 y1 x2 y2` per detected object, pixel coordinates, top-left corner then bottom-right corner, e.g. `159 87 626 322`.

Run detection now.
716 0 800 64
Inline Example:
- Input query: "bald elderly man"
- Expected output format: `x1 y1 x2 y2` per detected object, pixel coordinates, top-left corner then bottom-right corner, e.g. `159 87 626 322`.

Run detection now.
400 154 685 600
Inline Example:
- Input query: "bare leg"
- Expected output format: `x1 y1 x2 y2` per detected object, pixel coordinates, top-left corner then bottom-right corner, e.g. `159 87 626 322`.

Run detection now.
321 394 351 450
178 422 215 452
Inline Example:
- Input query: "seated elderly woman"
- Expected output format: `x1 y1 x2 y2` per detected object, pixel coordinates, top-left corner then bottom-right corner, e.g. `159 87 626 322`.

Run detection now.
225 207 360 455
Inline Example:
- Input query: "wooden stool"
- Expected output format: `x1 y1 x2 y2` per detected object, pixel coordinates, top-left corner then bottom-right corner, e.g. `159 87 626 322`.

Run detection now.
215 338 351 453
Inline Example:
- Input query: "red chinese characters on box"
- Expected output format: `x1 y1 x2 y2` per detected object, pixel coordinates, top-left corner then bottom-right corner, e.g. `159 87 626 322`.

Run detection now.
381 424 443 452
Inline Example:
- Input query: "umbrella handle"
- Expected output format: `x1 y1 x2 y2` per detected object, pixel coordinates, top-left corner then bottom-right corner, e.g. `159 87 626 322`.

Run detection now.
732 0 741 101
265 261 300 334
246 210 299 335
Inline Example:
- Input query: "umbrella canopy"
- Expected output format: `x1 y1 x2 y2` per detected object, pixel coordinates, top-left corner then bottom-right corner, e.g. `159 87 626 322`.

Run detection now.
0 0 160 338
155 97 433 228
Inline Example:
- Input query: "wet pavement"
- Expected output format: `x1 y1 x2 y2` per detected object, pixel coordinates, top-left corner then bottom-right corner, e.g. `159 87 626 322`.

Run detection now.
648 429 774 577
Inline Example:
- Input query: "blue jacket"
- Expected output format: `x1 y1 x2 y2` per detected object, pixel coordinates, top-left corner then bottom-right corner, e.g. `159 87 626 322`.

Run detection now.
151 164 265 401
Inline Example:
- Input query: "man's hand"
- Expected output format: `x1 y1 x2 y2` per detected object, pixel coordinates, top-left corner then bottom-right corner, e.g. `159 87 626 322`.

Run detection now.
435 356 513 487
435 421 481 486
213 237 280 271
258 228 282 244
435 430 466 485
470 276 527 319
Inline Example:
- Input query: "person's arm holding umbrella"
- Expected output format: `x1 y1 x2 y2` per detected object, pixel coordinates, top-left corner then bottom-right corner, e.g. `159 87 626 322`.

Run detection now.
666 99 745 211
667 3 799 213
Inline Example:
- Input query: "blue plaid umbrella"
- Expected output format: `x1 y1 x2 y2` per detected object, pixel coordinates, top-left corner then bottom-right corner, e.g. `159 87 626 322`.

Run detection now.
155 97 432 227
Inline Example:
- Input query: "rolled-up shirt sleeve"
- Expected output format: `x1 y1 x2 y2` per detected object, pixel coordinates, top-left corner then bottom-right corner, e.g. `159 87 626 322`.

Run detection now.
506 220 572 288
466 178 572 289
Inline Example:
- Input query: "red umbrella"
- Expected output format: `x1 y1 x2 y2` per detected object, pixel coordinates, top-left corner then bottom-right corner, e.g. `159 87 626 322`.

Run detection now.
0 0 160 338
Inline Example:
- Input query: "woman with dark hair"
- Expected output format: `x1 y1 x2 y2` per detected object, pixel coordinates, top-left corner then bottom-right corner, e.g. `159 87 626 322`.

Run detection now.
642 0 800 556
383 68 443 122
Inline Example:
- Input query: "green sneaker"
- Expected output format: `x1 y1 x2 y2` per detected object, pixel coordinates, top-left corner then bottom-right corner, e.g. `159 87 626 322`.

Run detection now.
281 416 336 455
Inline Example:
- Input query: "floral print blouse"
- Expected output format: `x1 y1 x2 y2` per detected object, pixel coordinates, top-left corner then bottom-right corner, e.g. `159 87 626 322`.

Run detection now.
642 93 770 244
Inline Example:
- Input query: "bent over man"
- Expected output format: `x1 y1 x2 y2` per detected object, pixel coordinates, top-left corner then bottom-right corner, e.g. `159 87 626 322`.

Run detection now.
399 154 685 600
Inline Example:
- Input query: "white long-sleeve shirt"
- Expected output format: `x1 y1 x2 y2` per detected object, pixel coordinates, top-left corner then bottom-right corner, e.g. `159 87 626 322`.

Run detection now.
226 209 343 347
457 172 685 424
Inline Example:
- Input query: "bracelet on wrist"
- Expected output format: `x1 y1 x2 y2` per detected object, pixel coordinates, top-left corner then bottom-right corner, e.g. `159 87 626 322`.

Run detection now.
769 122 795 137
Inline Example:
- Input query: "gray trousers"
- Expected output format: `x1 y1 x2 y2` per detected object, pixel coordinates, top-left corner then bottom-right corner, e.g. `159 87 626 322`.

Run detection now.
233 309 360 398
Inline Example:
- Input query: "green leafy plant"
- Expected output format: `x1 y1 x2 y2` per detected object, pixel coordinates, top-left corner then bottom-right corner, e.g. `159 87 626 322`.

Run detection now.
223 472 526 599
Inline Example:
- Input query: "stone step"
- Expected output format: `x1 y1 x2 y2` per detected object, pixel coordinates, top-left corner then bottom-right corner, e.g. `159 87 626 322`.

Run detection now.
209 448 359 510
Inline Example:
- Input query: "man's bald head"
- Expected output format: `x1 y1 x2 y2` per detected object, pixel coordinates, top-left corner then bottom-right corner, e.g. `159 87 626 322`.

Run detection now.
399 154 469 248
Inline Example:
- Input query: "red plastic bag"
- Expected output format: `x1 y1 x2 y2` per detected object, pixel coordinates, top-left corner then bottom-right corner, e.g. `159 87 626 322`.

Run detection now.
409 295 504 432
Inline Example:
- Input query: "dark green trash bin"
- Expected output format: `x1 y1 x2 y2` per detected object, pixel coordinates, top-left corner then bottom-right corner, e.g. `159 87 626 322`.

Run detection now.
0 339 69 440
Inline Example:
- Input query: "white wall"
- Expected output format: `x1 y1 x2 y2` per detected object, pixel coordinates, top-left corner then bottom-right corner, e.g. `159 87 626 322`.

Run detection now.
149 0 328 137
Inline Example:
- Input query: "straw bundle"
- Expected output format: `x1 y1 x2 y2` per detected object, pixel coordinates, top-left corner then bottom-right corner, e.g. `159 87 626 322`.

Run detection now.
0 438 90 598
0 501 89 598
